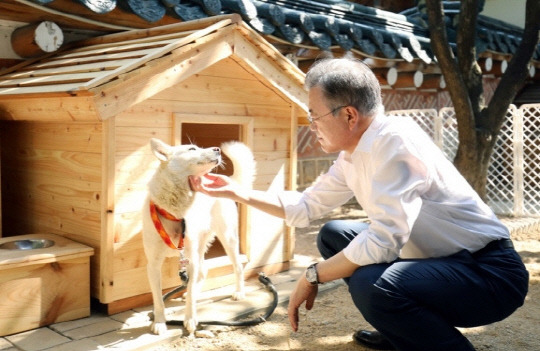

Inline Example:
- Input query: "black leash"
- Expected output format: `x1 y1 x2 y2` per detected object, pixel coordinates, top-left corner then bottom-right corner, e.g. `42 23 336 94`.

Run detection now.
164 272 278 327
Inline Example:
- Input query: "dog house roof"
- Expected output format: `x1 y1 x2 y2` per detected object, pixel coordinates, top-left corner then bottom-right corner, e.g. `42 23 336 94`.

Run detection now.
0 14 307 122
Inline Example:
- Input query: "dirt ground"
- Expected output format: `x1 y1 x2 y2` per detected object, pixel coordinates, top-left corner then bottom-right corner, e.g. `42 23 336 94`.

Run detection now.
148 204 540 351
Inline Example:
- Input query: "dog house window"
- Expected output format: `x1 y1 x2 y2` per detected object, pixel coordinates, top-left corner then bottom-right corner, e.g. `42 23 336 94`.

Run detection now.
180 123 242 260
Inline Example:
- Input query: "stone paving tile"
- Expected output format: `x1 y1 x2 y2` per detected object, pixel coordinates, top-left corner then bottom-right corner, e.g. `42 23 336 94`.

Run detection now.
44 338 102 351
61 318 124 340
0 338 15 350
5 328 70 351
89 324 182 350
110 310 152 328
50 313 110 333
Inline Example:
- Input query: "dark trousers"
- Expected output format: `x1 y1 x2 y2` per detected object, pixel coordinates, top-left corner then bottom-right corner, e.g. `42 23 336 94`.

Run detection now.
317 220 529 351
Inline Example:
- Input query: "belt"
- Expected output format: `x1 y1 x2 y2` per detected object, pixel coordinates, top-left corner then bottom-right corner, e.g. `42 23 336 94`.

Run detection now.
472 238 514 257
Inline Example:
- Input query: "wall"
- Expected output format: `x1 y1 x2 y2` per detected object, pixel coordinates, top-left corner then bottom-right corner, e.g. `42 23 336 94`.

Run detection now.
0 120 103 297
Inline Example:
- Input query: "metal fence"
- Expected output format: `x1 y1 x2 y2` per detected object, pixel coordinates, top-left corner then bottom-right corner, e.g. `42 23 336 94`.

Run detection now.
388 104 540 216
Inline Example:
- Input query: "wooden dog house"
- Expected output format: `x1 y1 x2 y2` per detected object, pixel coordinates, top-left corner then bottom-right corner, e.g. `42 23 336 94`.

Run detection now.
0 14 308 313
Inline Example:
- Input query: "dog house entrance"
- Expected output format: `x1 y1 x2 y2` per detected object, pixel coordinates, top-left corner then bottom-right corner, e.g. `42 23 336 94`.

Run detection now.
181 123 243 260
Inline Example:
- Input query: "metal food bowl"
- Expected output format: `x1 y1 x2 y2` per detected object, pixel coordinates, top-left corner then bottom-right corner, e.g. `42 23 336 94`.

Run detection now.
0 239 55 250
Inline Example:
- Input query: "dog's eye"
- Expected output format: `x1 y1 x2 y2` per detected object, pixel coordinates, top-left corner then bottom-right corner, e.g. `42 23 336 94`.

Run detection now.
188 147 196 151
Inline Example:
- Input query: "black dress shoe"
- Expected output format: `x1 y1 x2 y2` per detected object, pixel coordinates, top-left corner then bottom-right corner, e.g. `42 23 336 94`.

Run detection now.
353 330 396 350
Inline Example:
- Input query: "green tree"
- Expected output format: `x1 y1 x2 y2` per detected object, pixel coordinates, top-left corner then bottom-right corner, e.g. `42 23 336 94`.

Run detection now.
423 0 540 199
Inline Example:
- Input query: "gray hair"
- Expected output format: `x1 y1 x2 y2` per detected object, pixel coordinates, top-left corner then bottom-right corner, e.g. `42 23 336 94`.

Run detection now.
305 58 383 117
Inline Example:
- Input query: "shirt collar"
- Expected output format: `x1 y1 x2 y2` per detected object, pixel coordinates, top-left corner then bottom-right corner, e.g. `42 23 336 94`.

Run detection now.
343 112 386 162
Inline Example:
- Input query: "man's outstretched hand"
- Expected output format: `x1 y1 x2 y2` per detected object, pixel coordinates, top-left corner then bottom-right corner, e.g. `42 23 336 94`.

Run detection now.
189 173 235 198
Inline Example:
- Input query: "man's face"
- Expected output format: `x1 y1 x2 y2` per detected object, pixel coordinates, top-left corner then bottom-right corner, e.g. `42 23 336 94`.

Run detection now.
308 86 349 154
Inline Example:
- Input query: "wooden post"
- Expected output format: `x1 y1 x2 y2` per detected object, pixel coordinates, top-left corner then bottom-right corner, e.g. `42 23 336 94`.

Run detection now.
392 70 423 89
479 57 493 73
491 59 508 76
529 65 538 79
420 74 445 90
373 67 398 87
11 22 64 58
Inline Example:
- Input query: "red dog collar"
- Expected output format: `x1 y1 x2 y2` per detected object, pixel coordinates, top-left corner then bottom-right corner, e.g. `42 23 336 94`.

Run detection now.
149 201 185 250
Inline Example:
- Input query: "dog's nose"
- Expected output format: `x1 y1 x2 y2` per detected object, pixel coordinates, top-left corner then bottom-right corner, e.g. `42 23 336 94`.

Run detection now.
213 147 221 154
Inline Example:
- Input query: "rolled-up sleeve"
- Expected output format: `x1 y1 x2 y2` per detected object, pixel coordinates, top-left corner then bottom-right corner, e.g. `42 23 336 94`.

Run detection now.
278 156 354 228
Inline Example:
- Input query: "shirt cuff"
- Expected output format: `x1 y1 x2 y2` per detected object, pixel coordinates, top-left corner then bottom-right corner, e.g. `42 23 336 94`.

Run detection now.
277 191 311 228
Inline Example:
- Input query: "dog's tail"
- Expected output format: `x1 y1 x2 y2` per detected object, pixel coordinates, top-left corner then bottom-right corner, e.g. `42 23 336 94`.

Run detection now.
221 141 256 189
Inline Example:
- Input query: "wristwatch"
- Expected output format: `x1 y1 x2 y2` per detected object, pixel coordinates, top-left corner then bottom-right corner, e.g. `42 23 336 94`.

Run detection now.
305 263 321 285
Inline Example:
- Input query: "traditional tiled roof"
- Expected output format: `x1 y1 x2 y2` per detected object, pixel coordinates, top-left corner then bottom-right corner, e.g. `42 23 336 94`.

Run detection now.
35 0 537 65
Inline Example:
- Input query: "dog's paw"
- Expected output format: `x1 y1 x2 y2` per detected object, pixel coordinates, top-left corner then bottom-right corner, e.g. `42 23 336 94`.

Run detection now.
184 318 198 335
232 291 245 301
150 321 168 335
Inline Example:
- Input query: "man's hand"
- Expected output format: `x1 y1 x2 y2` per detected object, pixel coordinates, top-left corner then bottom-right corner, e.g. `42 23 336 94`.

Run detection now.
288 275 318 332
189 174 236 198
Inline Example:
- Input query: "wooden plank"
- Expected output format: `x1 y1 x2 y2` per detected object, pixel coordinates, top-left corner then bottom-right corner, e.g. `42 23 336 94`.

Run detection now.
254 169 291 190
252 128 291 152
286 106 299 261
0 121 102 153
0 234 93 269
236 21 305 82
115 126 171 155
92 28 236 120
0 71 103 88
0 169 101 212
195 57 259 80
50 37 183 60
30 48 156 70
3 150 101 184
113 211 143 244
115 106 173 128
114 183 151 214
252 115 293 128
173 114 254 129
112 238 146 273
159 72 285 105
4 59 135 79
0 83 88 95
114 154 159 185
150 99 291 119
0 199 101 243
82 18 238 91
100 117 115 303
233 24 307 108
0 256 91 336
253 156 290 178
110 266 162 302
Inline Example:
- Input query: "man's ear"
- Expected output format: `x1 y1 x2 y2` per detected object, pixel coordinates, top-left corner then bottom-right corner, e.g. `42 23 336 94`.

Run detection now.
344 106 360 130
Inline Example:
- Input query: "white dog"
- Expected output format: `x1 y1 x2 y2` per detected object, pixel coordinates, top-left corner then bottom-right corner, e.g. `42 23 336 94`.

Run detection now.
142 138 255 336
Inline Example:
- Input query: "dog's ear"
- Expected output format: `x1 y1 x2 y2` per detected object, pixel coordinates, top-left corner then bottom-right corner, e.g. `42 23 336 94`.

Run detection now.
150 138 171 162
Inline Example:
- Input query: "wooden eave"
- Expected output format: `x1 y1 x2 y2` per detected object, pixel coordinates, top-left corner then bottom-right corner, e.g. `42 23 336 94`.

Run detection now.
0 14 307 122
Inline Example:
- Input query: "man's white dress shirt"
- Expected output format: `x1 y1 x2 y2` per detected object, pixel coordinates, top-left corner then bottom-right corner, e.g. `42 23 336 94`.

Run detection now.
279 114 509 266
